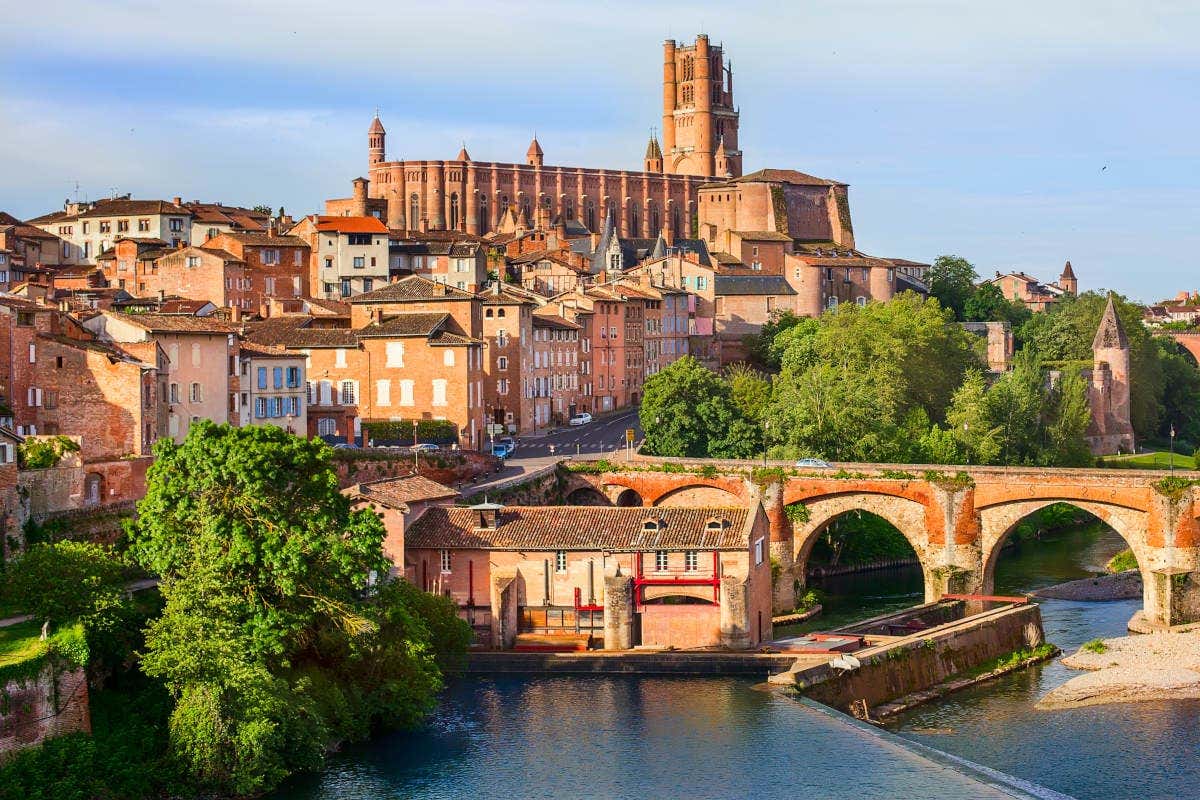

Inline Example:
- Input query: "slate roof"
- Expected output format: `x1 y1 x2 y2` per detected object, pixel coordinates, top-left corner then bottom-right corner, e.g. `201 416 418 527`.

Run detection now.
714 275 797 296
353 475 459 509
404 506 753 551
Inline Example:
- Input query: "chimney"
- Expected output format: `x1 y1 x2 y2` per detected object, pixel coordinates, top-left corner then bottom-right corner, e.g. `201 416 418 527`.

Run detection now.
172 196 182 207
372 307 383 323
351 177 369 217
158 289 165 303
230 305 242 323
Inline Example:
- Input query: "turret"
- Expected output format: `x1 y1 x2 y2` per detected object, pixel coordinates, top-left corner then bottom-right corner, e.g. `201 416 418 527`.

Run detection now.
714 136 731 178
351 176 369 217
456 143 472 162
368 115 386 165
1092 294 1131 435
526 136 544 167
662 39 678 159
1059 260 1078 295
644 134 663 173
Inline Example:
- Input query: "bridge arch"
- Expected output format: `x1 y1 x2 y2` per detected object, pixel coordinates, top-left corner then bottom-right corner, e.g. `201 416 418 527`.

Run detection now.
978 498 1159 615
565 486 611 505
612 487 644 507
792 492 939 601
655 484 743 508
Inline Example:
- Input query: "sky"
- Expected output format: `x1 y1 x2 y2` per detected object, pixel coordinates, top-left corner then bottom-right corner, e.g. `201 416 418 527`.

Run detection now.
2 0 1197 302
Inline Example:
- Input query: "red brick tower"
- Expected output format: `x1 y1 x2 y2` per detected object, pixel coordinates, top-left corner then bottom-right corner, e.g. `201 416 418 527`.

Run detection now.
368 115 386 166
661 35 741 178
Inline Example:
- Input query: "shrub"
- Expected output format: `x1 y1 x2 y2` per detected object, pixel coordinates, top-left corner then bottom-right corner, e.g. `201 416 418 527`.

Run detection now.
361 419 458 445
17 436 80 470
1106 549 1139 574
1081 638 1108 654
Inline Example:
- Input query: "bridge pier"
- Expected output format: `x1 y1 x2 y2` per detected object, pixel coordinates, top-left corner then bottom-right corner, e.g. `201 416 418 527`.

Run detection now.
758 480 796 613
1146 569 1200 628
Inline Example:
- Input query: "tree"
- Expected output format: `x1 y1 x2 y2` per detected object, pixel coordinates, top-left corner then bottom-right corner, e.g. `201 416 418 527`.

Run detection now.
1042 368 1093 466
946 370 1002 464
725 363 771 424
964 282 1032 327
1154 338 1200 446
743 310 804 370
130 422 461 794
4 540 126 628
926 255 978 319
640 357 760 458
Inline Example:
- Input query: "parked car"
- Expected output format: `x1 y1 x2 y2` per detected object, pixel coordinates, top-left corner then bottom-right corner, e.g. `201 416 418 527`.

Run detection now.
498 436 516 453
331 442 359 450
794 457 834 469
411 443 440 453
568 412 593 426
490 442 512 459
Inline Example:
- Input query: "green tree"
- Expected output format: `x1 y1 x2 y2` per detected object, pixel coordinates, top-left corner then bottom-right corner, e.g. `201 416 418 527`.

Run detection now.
964 282 1033 327
743 310 804 370
1042 368 1093 466
946 370 1003 464
4 541 126 628
1155 338 1200 446
640 357 760 458
725 363 772 424
926 255 978 319
130 422 459 794
985 349 1048 465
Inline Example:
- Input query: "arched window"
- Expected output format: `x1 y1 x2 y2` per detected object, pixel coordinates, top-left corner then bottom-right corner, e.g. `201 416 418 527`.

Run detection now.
586 202 596 232
317 418 337 437
409 193 419 229
478 196 489 233
826 296 839 310
672 206 681 238
682 56 694 81
649 203 660 236
629 206 639 237
486 308 493 318
856 296 867 307
565 200 575 220
448 193 460 230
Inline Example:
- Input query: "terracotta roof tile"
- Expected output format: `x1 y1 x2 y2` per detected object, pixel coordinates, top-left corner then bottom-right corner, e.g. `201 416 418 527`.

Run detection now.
350 275 474 303
314 216 389 234
357 312 449 338
106 312 237 334
405 506 753 551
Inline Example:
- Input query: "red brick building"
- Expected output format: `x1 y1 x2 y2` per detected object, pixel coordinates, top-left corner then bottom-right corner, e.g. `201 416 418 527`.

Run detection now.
205 232 311 310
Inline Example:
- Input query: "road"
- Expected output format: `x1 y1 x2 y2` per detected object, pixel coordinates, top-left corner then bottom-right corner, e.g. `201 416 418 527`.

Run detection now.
466 409 642 495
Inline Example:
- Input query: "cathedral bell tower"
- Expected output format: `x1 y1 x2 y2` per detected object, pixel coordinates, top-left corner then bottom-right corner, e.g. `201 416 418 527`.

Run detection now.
661 35 741 178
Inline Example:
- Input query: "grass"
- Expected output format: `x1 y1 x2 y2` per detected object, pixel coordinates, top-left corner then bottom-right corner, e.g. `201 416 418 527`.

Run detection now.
1106 549 1139 573
0 620 46 669
1099 450 1197 470
1082 638 1108 654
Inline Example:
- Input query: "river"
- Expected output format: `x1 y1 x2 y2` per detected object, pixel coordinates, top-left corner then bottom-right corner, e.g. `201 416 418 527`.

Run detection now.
275 522 1200 799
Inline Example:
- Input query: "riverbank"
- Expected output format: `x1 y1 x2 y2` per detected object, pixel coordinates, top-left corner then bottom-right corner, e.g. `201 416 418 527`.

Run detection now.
1038 630 1200 709
1030 569 1141 601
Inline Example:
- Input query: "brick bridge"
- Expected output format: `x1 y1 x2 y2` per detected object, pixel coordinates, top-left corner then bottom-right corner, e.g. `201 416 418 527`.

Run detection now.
563 459 1200 629
1163 331 1200 365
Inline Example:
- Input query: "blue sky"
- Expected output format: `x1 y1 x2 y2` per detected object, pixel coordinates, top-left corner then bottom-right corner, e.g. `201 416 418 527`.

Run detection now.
3 0 1197 302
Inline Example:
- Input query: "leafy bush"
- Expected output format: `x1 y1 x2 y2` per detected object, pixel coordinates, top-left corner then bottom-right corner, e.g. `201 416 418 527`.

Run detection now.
1106 549 1139 573
17 436 80 470
362 419 458 444
1082 638 1108 654
3 541 127 626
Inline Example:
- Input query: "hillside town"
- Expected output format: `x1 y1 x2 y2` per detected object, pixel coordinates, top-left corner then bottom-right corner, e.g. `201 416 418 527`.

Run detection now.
3 20 1199 800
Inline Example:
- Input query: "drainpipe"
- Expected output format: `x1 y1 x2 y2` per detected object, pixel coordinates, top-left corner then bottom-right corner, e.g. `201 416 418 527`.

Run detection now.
543 558 551 606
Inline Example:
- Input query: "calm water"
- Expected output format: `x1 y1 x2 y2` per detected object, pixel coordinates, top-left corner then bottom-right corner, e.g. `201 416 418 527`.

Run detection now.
276 522 1200 800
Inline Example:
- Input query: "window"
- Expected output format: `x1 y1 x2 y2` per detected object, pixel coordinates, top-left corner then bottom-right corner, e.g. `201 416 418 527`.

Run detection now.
190 382 202 402
117 219 129 233
399 379 414 406
169 383 179 403
386 341 405 368
443 350 455 367
654 550 669 572
362 278 373 292
440 549 452 574
431 379 447 406
27 343 35 363
376 379 391 406
317 417 336 436
340 380 356 405
26 387 42 407
169 218 183 232
287 397 301 416
191 343 201 367
347 233 372 246
826 296 838 310
498 378 509 395
335 348 347 368
257 367 268 389
754 537 765 566
99 221 111 233
255 397 267 418
262 249 279 265
138 218 150 232
352 256 365 269
271 367 282 389
497 329 508 347
286 366 301 388
555 551 567 573
497 356 508 370
340 280 352 297
856 296 867 307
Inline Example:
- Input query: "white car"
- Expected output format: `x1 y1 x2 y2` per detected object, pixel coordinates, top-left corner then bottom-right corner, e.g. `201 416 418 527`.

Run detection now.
568 412 593 426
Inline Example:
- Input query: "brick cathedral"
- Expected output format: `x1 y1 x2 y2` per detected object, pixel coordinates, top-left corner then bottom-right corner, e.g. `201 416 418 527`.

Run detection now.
364 35 741 238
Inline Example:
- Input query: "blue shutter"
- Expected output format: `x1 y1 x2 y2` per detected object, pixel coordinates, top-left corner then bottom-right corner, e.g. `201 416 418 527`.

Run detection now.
257 367 267 389
273 367 283 389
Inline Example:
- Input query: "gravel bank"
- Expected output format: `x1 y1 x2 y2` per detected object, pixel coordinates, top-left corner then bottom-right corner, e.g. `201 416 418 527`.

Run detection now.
1030 570 1141 601
1038 630 1200 709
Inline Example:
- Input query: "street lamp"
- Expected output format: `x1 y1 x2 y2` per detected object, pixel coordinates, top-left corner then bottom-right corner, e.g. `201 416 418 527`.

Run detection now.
412 419 419 471
1170 423 1176 472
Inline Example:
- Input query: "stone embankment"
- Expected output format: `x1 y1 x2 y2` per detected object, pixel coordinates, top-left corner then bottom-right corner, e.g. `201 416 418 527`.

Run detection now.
1030 570 1142 601
1039 630 1200 709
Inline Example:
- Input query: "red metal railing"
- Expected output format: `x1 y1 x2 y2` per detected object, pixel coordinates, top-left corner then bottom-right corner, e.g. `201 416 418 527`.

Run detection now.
633 551 721 610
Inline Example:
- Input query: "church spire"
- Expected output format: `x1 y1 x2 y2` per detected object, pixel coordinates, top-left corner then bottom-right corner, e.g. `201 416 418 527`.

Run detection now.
526 135 543 166
644 131 663 173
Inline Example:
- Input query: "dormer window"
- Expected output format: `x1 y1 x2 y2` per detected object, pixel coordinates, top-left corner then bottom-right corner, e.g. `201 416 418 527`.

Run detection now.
706 518 726 533
643 519 660 532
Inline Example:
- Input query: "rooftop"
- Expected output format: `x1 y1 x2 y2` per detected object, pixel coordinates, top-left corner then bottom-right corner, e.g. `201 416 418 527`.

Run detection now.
352 475 459 509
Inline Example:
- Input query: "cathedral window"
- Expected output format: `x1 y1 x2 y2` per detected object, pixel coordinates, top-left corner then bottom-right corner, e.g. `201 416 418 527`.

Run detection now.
449 193 460 230
409 194 420 228
682 56 693 81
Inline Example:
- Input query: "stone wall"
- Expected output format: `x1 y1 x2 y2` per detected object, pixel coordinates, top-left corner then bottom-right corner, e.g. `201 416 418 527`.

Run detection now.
333 450 498 490
0 666 90 761
797 603 1044 713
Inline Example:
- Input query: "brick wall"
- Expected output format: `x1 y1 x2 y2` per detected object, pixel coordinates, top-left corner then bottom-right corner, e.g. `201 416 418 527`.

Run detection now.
0 666 90 761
